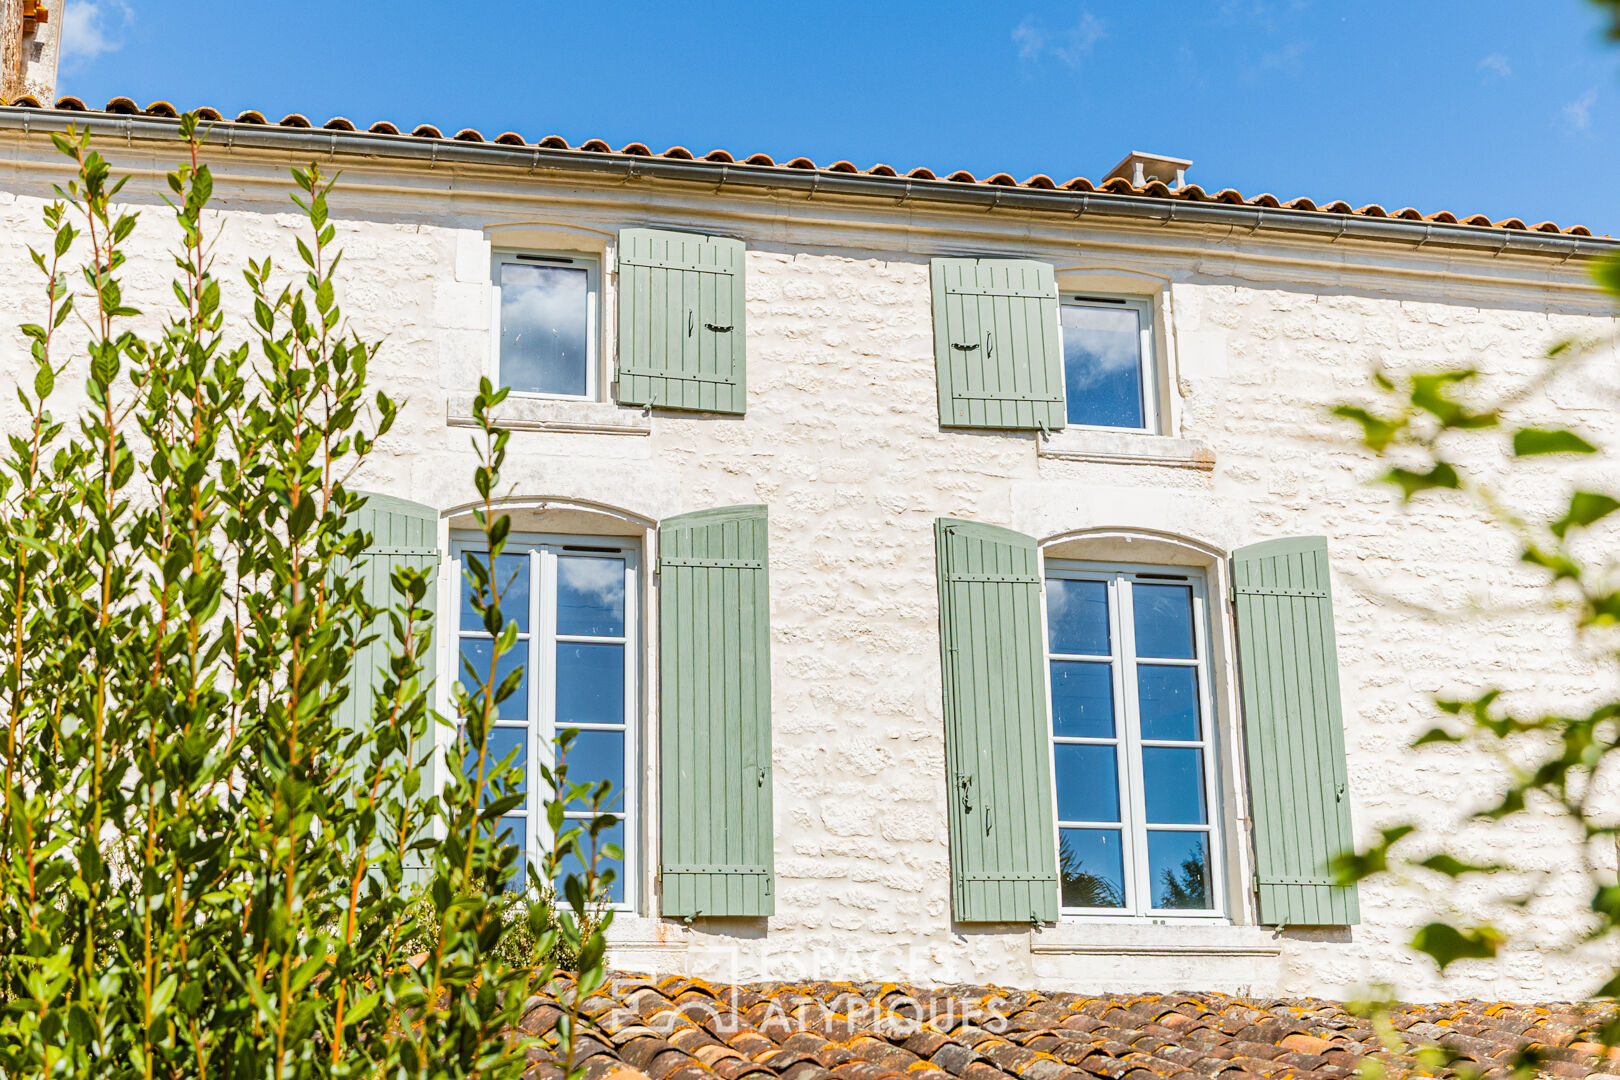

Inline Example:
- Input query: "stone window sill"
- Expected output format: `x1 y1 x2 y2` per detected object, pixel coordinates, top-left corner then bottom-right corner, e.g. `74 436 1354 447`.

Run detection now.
1038 428 1214 470
446 392 651 437
1029 921 1280 958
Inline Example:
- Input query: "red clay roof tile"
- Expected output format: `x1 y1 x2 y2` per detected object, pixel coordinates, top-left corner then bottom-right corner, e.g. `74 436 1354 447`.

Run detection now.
0 97 1598 237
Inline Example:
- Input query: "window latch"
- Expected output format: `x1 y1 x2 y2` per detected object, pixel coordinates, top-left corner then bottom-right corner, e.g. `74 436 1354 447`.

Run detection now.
705 323 734 333
950 341 980 353
984 331 994 359
687 310 694 337
957 774 973 813
757 765 766 787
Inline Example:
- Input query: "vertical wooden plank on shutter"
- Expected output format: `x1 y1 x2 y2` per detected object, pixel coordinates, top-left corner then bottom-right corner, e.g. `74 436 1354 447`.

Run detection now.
935 518 1059 923
339 491 440 885
930 258 1066 433
617 228 746 415
1233 536 1359 926
659 506 773 917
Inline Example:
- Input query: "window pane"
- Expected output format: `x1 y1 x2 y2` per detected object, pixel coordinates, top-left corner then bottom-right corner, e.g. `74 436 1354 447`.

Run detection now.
1142 747 1207 825
459 552 530 634
1059 828 1126 909
1046 578 1110 656
555 817 625 904
1138 665 1201 741
493 813 527 893
458 639 529 721
1132 583 1194 659
560 729 625 811
1050 660 1115 739
556 556 626 637
1053 744 1120 823
499 262 589 396
1148 831 1213 910
555 643 624 727
1061 304 1145 430
461 725 528 801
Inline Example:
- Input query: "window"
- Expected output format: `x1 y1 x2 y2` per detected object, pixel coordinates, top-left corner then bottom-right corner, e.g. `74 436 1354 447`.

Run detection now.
491 252 599 399
1044 563 1221 917
1060 297 1156 432
451 535 637 905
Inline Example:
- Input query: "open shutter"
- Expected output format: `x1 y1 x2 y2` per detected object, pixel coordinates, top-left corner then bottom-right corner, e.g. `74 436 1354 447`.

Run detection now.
658 505 773 917
935 519 1059 923
1232 536 1359 926
931 257 1066 432
339 492 440 884
617 227 746 414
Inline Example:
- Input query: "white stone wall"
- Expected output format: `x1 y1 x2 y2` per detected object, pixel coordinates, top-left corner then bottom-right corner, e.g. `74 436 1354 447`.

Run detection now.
2 132 1618 1001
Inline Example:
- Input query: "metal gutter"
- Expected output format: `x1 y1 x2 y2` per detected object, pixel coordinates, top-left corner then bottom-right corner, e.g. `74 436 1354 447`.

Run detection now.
2 106 1615 260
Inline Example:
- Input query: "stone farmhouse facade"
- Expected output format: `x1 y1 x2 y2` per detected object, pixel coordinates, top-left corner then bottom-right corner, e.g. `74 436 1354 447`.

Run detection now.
1 91 1618 1006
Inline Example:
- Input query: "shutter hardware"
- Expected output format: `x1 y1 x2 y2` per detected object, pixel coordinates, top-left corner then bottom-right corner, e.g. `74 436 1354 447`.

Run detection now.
663 865 771 875
944 285 1056 300
1255 875 1334 886
952 393 1065 403
658 557 764 570
705 323 734 333
1234 586 1330 599
616 257 737 275
950 341 980 353
618 367 737 384
945 573 1042 584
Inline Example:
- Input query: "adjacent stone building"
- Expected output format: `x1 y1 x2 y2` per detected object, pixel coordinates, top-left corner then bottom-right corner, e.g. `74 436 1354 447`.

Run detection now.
1 93 1617 1003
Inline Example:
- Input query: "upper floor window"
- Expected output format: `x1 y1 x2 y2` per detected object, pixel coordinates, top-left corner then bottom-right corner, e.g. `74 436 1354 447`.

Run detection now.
451 535 637 905
1060 296 1156 433
491 252 599 399
1045 563 1221 917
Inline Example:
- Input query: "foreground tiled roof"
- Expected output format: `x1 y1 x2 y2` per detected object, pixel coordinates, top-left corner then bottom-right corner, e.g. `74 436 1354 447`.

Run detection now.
0 95 1597 239
519 976 1620 1080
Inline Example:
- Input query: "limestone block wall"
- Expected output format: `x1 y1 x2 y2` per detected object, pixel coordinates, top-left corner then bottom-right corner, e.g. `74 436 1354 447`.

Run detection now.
1 130 1617 1000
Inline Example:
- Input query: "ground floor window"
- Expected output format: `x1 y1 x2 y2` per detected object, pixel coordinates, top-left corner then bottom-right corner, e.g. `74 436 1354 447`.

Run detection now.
1044 562 1222 917
451 534 638 905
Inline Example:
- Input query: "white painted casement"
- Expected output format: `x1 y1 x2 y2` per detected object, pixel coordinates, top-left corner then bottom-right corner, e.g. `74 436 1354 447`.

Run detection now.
489 251 601 401
1059 296 1159 434
448 532 639 910
1042 561 1224 919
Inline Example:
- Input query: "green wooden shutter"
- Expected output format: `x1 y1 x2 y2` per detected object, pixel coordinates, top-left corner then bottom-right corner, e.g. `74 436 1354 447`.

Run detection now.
935 518 1059 923
617 227 747 415
930 257 1066 432
658 505 773 917
1232 536 1359 926
339 492 440 884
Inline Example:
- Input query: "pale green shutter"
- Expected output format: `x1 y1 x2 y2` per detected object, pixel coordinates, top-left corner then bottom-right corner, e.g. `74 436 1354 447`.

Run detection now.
340 492 440 883
658 506 773 917
617 228 746 414
1232 536 1359 926
930 257 1066 432
935 519 1059 922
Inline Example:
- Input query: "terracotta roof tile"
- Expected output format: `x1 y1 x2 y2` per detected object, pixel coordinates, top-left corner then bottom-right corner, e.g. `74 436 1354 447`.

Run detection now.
0 97 1599 237
503 980 1620 1080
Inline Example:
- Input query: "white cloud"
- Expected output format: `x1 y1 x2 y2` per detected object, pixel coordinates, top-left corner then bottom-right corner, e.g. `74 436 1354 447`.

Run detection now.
61 0 133 66
1476 53 1511 81
1564 87 1598 133
1012 11 1105 69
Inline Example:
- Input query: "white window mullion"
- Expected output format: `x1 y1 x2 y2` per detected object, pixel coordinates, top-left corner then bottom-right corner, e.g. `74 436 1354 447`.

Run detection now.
1117 576 1152 917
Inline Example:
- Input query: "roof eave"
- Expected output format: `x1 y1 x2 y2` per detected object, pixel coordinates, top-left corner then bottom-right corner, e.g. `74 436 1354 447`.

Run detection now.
1 107 1613 261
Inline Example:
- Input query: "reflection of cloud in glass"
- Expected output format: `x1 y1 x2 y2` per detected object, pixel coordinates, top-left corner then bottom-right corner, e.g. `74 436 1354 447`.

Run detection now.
1062 305 1145 429
557 557 625 637
500 264 588 395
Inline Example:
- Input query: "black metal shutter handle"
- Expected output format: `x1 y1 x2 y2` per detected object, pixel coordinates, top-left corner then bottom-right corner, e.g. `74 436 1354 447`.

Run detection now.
705 323 734 333
950 341 980 353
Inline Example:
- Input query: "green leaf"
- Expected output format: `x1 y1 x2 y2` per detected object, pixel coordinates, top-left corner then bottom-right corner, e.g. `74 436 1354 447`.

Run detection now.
1384 463 1460 501
1513 428 1597 456
1418 854 1503 878
1411 922 1504 972
1552 492 1620 539
1332 406 1404 452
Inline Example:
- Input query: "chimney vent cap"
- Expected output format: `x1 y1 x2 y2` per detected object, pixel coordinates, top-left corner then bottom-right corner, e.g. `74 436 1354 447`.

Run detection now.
1106 151 1193 190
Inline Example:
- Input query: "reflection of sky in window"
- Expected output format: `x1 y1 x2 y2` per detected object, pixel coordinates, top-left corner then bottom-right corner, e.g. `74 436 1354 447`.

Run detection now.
500 263 589 396
1046 578 1110 655
1061 305 1144 429
557 557 625 637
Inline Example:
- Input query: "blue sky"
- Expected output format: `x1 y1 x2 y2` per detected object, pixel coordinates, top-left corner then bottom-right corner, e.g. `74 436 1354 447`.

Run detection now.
54 1 1620 234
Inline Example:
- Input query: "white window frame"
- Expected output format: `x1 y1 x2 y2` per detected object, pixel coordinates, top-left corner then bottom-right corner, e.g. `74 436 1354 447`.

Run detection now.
1059 295 1159 435
1042 559 1224 920
489 251 602 402
448 531 639 911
